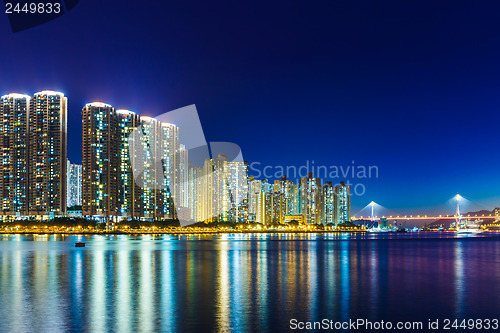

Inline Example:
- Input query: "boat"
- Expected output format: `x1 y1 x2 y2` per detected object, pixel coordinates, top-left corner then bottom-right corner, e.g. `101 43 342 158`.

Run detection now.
367 225 398 233
457 228 482 234
457 221 483 234
75 242 85 247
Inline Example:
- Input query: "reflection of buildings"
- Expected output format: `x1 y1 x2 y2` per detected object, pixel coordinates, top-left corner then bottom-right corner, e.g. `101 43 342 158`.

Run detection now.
0 91 67 219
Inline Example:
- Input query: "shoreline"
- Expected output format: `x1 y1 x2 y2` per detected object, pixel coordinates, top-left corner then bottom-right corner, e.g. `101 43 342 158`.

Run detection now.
0 229 369 236
0 230 482 236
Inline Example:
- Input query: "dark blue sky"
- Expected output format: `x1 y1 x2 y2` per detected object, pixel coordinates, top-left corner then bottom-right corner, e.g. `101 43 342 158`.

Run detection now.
1 0 500 213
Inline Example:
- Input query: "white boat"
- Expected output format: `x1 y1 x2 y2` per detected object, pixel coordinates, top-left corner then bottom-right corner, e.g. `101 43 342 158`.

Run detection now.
457 221 483 234
368 226 397 233
457 228 482 234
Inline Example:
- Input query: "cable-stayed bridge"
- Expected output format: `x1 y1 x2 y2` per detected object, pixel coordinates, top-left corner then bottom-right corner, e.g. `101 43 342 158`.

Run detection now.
352 194 498 222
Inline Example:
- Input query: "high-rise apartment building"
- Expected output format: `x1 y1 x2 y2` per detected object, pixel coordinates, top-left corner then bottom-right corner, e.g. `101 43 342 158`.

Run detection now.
0 93 30 216
270 192 285 224
201 154 229 222
227 160 249 222
116 109 142 218
186 155 248 223
83 104 181 220
274 176 299 215
247 178 261 222
255 180 273 224
187 162 204 222
323 181 335 225
247 174 351 226
137 116 171 219
82 102 118 218
67 160 82 207
160 121 180 217
334 181 351 225
300 172 323 224
28 91 67 217
177 144 189 219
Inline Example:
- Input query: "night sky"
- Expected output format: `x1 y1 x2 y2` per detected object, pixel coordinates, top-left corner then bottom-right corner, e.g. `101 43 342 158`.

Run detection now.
1 1 500 213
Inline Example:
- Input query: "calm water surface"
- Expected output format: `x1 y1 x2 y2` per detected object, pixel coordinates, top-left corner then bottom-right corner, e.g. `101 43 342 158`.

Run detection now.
1 232 500 332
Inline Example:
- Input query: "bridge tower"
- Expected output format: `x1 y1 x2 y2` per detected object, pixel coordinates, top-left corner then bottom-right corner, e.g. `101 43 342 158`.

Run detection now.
456 194 462 223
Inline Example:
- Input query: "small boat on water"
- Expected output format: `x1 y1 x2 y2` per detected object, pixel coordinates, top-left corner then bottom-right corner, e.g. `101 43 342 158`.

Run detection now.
368 226 398 233
75 242 85 247
457 228 482 234
456 221 483 234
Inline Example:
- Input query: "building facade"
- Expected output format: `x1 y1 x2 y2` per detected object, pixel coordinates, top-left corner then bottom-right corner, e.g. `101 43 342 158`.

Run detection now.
334 181 351 224
0 91 67 219
300 172 323 224
82 103 183 220
67 160 82 207
323 181 335 225
28 91 67 217
82 102 118 218
116 109 142 218
0 93 31 217
249 173 351 226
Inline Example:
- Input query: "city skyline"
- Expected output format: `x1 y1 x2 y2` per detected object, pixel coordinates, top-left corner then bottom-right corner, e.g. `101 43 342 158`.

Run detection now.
1 88 498 218
3 2 500 212
0 91 355 225
4 89 494 223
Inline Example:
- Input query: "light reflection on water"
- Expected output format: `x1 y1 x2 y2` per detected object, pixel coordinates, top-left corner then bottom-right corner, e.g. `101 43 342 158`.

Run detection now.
0 233 499 332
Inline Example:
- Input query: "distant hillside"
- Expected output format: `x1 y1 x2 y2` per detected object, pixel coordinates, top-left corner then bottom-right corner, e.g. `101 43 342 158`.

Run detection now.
462 209 494 216
428 209 496 229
